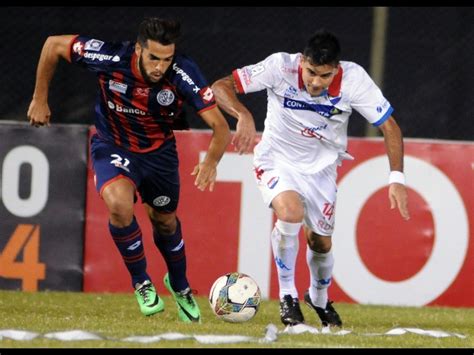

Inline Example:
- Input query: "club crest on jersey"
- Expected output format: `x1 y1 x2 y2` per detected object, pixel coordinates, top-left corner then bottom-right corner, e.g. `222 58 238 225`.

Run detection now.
157 89 175 106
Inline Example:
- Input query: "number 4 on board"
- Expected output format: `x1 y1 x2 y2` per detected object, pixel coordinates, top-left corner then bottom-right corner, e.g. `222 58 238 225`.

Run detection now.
0 224 46 291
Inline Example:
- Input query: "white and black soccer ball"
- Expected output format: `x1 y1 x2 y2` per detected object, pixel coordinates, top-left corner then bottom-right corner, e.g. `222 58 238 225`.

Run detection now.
208 272 261 323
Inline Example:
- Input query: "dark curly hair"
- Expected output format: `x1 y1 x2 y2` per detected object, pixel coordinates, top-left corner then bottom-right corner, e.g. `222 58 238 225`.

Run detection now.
137 17 181 47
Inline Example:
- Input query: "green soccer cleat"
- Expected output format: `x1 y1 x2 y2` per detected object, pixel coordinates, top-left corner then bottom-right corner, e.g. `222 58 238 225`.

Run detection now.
163 273 201 323
134 280 165 316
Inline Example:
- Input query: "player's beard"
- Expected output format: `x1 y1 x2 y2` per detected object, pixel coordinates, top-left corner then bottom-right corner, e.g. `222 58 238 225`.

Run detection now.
138 55 162 86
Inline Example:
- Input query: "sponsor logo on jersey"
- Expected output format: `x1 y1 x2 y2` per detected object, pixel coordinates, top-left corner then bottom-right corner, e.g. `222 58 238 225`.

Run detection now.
84 39 104 51
84 52 120 62
107 101 147 115
72 41 84 55
153 196 171 207
301 124 328 139
157 89 175 106
172 63 200 93
199 86 214 104
283 98 342 118
108 80 128 94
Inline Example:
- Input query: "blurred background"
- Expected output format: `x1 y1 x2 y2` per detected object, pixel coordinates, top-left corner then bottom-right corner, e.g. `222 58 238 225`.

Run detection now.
1 6 473 140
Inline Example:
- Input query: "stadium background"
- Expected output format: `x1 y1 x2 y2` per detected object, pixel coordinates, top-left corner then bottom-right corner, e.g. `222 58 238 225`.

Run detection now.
0 7 473 307
1 6 473 140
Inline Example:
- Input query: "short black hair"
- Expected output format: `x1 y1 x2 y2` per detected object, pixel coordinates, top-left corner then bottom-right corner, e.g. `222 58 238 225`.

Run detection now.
303 29 341 66
137 17 181 47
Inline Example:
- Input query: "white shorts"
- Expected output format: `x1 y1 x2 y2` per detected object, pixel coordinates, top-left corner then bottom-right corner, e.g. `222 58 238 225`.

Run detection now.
253 159 338 236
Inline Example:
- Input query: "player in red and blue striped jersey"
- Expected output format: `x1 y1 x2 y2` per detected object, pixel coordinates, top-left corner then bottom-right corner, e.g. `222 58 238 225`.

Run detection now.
28 17 231 322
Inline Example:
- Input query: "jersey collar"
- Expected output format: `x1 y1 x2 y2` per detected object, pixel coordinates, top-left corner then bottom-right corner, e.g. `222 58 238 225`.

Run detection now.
327 66 343 97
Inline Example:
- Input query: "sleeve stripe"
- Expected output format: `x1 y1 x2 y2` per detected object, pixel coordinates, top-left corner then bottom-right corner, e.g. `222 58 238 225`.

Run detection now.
197 103 217 114
372 106 394 127
67 34 80 63
232 69 245 94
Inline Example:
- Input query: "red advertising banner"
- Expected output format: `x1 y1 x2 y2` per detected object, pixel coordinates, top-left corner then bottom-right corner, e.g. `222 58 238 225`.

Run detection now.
83 131 473 308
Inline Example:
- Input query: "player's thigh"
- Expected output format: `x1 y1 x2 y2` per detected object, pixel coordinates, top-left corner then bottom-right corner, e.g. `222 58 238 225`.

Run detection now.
90 135 141 198
271 190 305 222
138 142 180 214
303 164 338 236
256 166 305 221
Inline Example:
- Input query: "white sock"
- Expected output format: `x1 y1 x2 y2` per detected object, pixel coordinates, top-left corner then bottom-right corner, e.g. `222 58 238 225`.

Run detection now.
271 220 302 300
306 246 334 308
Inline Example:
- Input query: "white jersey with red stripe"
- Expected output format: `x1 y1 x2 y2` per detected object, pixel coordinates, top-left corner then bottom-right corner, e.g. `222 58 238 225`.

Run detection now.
233 52 393 174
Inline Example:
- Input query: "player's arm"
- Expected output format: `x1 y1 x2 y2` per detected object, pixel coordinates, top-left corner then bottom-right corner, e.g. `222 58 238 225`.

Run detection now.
211 75 256 155
27 35 76 127
191 106 231 192
378 116 410 220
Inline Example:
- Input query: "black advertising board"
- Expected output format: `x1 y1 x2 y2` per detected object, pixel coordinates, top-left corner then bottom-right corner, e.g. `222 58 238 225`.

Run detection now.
0 121 89 291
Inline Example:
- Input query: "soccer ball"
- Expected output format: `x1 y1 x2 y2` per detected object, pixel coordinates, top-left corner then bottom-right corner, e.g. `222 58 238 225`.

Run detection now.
209 272 261 323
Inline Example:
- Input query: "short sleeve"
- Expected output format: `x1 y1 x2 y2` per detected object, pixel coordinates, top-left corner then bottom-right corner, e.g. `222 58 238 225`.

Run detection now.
349 65 394 126
69 36 122 73
172 55 216 113
232 53 282 94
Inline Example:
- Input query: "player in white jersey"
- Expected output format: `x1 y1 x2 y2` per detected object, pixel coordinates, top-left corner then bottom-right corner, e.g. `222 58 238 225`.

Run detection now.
212 29 410 328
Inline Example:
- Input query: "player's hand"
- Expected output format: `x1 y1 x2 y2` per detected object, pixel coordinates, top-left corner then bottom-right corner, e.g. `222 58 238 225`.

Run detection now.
27 99 51 128
232 114 256 155
389 183 410 220
191 161 217 192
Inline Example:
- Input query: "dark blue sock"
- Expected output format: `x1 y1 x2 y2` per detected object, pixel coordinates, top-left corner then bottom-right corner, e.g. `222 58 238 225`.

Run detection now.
109 216 150 288
153 218 188 292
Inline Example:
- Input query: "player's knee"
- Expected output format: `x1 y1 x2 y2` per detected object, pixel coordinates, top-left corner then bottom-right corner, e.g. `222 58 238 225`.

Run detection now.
154 222 176 236
149 213 177 236
107 200 134 225
307 232 332 253
276 207 304 223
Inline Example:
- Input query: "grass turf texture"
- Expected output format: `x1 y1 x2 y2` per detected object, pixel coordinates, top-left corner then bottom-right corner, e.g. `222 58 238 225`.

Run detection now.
0 290 472 348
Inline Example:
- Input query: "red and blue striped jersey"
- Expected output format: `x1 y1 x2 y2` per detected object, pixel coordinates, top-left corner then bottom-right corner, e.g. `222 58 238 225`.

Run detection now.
68 35 216 153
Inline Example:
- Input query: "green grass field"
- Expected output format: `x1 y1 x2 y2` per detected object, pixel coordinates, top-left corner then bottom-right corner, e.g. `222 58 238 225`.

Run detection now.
0 290 472 348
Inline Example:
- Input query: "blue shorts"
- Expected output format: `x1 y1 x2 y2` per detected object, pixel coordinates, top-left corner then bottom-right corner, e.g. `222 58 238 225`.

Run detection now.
90 134 180 212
